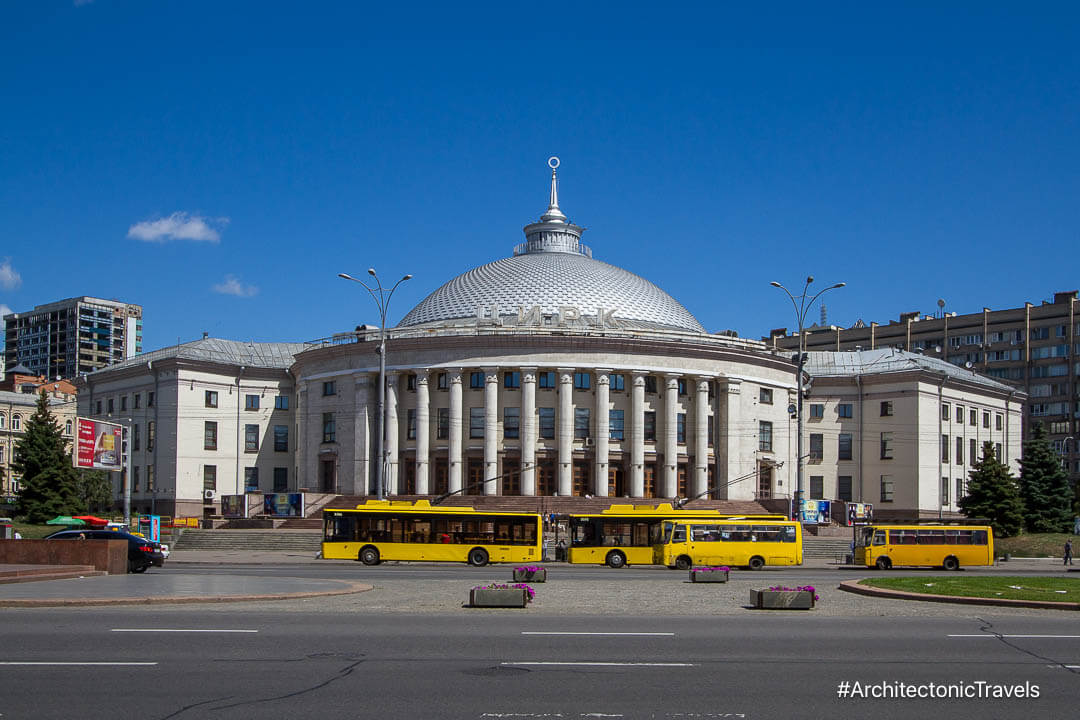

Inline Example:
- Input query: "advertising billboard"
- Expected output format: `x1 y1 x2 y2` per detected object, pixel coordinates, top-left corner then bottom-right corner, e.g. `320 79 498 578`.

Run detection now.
800 499 831 524
221 495 247 518
74 417 124 472
846 502 874 526
263 493 304 518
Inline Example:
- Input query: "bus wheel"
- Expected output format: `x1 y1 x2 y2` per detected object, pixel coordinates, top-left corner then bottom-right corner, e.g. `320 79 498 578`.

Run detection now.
605 551 627 569
675 555 692 571
876 556 891 570
359 546 380 566
748 556 765 570
942 556 960 571
467 548 489 567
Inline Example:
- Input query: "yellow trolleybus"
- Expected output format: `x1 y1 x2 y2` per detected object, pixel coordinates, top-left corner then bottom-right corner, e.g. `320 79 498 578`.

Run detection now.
322 499 542 567
855 524 994 570
567 504 787 568
657 519 803 570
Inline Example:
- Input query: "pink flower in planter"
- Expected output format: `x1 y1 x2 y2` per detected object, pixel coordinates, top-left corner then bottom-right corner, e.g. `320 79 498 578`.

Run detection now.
474 583 536 602
767 584 819 601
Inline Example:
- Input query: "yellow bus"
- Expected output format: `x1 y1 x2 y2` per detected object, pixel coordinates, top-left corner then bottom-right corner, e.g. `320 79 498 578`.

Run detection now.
568 504 788 568
322 499 542 567
855 524 994 570
657 519 803 570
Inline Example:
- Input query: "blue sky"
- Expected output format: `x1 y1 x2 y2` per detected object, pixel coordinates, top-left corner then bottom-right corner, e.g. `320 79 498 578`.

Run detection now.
1 2 1077 353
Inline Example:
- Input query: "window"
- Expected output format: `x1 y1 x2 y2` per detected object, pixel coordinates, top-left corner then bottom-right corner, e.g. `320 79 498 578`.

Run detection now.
120 395 127 411
133 394 140 409
203 465 217 492
880 401 893 417
609 410 624 440
880 475 894 502
204 421 218 451
95 400 102 415
838 403 853 419
609 373 625 391
708 415 714 447
437 408 450 439
504 372 520 389
994 413 1002 431
969 408 977 426
644 376 658 394
275 395 289 410
64 419 72 435
437 373 448 390
470 372 484 389
995 442 1002 460
406 374 417 391
132 466 140 492
955 436 964 464
809 433 823 460
880 432 893 459
107 398 114 414
538 371 556 389
133 424 140 451
644 411 657 442
469 407 484 438
676 413 686 444
677 379 687 396
837 476 853 502
574 372 591 390
970 438 977 463
274 425 288 452
147 421 155 451
244 424 259 452
0 414 4 429
759 388 773 404
574 408 590 439
982 411 990 429
273 467 288 492
240 394 257 411
322 413 335 443
941 476 950 506
323 381 336 396
810 404 824 419
147 465 154 492
148 391 155 407
809 476 824 499
838 433 852 460
759 421 773 452
504 407 520 439
407 409 417 440
539 408 555 439
245 467 259 492
942 434 950 462
942 403 950 421
955 477 964 503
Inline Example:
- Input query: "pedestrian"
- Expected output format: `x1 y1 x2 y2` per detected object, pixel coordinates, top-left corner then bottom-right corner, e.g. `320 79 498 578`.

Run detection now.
1065 539 1074 566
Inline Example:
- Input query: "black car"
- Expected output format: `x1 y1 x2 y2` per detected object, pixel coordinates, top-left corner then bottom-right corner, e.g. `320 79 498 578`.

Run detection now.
45 529 166 573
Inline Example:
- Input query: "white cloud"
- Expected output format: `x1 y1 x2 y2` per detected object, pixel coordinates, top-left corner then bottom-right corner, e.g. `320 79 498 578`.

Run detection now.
0 259 21 290
127 212 228 243
213 274 258 297
0 304 12 318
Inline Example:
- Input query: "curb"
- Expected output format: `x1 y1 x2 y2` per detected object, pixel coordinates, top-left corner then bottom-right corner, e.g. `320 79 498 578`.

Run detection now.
838 579 1080 610
0 580 373 608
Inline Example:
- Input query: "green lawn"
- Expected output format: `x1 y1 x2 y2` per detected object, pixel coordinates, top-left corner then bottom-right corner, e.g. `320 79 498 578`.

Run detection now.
997 533 1077 558
860 576 1080 603
12 523 61 539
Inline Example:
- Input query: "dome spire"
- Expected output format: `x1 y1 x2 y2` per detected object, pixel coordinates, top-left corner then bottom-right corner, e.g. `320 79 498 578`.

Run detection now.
540 156 567 223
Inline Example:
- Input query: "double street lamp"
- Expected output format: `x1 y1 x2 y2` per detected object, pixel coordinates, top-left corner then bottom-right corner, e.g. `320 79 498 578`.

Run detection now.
339 269 412 500
770 276 845 521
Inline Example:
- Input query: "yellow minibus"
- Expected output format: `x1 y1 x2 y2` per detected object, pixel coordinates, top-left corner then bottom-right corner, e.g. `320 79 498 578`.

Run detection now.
657 519 803 570
854 524 994 570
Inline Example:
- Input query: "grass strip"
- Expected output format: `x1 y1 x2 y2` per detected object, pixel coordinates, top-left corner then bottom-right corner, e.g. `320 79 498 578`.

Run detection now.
860 576 1080 603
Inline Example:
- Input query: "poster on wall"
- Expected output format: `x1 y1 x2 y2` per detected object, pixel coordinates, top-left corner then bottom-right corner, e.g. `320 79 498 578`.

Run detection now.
800 499 831 524
221 495 247 518
263 493 304 518
73 418 124 471
846 502 874 526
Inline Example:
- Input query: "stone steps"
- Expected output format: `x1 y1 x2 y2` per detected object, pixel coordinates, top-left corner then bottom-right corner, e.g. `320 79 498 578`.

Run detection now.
172 529 322 552
802 537 853 559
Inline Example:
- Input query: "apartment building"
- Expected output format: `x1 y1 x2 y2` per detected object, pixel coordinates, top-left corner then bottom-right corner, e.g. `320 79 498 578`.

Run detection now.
0 388 77 503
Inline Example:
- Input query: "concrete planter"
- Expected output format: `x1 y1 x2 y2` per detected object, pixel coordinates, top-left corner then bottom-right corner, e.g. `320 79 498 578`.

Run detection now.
690 569 729 583
513 568 547 583
470 587 528 608
751 589 815 610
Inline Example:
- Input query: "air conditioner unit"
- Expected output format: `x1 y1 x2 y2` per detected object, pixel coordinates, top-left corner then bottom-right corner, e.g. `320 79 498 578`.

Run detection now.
584 437 595 447
203 489 215 500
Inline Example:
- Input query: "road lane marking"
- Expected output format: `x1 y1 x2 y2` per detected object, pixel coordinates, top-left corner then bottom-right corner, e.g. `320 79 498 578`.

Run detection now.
948 634 1080 638
502 662 697 667
111 629 258 633
521 632 675 636
0 662 158 666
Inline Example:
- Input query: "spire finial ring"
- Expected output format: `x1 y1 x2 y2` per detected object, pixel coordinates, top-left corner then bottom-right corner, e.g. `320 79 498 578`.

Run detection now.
548 156 560 170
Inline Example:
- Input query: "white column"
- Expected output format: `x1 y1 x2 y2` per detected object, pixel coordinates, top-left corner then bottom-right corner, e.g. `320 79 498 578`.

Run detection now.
630 372 646 498
558 368 574 496
384 372 399 495
297 384 310 491
521 367 537 496
716 378 742 500
448 369 463 494
595 370 611 496
664 374 679 498
351 375 372 495
694 377 710 498
483 367 499 495
415 370 430 495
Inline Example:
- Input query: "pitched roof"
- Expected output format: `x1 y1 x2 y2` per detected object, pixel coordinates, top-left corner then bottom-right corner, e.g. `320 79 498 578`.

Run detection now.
803 348 1017 393
86 337 307 376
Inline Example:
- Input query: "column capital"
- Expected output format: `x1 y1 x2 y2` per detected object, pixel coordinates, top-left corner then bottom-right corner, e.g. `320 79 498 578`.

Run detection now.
483 367 500 383
557 368 575 384
520 366 537 384
632 372 647 387
665 375 680 389
447 368 463 385
596 373 611 387
695 378 711 392
415 369 430 386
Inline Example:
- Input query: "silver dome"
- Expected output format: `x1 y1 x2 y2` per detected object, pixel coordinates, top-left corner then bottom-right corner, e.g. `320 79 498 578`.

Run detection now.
398 159 706 334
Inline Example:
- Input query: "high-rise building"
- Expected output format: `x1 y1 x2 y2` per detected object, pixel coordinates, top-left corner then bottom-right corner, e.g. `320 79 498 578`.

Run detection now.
3 297 143 380
767 290 1079 474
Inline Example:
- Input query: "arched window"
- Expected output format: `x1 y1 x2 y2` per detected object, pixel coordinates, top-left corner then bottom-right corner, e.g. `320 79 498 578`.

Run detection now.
12 415 21 431
0 414 5 429
65 420 73 435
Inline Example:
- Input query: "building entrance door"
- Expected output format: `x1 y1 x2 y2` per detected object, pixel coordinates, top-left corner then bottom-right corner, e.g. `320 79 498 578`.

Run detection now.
757 462 773 500
609 466 625 497
643 464 656 498
320 459 336 493
537 460 556 495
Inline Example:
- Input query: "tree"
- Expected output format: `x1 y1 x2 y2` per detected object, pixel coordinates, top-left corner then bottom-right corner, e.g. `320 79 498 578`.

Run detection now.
1018 423 1074 533
13 390 81 523
74 469 114 512
958 441 1025 538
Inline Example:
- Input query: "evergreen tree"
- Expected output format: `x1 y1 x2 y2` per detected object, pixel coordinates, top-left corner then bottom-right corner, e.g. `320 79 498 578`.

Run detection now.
958 441 1025 537
1018 423 1074 533
13 390 81 523
74 469 113 512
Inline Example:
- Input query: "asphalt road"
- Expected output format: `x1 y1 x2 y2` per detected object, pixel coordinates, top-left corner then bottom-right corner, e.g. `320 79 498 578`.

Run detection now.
2 609 1077 719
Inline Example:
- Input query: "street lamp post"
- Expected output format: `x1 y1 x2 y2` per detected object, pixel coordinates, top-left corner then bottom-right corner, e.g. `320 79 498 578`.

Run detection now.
770 276 845 522
339 269 412 500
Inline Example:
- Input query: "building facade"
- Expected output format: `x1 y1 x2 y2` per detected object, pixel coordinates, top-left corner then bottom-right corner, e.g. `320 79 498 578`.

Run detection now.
4 296 143 380
1 388 77 503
